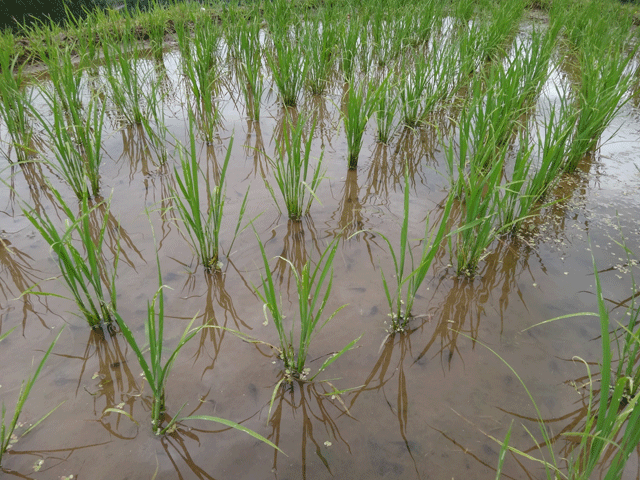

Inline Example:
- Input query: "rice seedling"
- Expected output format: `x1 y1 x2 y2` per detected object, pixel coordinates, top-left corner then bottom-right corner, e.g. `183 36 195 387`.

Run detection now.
521 93 576 205
31 89 105 199
140 75 170 164
237 19 264 121
375 77 399 144
564 44 637 173
511 22 560 110
477 0 525 62
398 46 453 128
265 113 325 221
102 32 149 125
339 16 361 82
343 79 380 170
266 30 307 108
301 17 336 96
254 231 359 383
496 135 535 235
0 49 34 163
375 167 454 332
484 60 529 148
0 328 64 467
450 147 505 276
183 16 222 143
171 116 248 273
21 187 119 328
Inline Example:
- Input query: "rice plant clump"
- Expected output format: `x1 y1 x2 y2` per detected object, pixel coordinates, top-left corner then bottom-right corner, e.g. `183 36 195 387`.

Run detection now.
22 189 119 328
266 113 325 221
255 232 359 382
377 167 453 332
171 118 247 273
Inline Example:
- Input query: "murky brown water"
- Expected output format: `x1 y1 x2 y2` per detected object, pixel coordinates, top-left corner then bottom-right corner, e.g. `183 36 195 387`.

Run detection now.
1 21 640 480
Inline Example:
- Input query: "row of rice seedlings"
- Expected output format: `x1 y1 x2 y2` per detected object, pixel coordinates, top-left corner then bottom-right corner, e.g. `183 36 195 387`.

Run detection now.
0 328 63 467
266 113 324 221
376 167 454 332
21 187 119 328
266 29 307 108
0 50 34 163
102 32 149 125
564 43 637 173
171 116 247 273
343 79 380 169
236 19 264 121
254 231 359 384
31 86 105 199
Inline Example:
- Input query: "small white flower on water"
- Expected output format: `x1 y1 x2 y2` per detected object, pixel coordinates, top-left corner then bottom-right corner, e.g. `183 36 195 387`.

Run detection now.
324 441 332 447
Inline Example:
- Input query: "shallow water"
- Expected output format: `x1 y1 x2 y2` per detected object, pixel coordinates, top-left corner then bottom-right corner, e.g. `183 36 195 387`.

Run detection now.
1 23 640 480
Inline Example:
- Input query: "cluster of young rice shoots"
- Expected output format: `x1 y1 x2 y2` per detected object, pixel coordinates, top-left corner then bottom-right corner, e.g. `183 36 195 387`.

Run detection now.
31 86 105 199
450 145 505 276
171 117 246 273
496 136 535 235
265 113 325 221
302 16 336 96
343 79 380 169
182 17 222 143
237 19 264 121
339 16 362 82
102 33 149 125
375 78 399 144
510 23 560 111
0 328 63 467
564 43 637 173
477 0 525 62
0 50 34 163
22 188 119 328
140 74 170 164
376 167 453 332
267 29 307 108
254 232 359 382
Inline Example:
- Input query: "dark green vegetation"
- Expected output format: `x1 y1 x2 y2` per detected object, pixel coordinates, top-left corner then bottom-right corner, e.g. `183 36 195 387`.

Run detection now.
1 0 639 477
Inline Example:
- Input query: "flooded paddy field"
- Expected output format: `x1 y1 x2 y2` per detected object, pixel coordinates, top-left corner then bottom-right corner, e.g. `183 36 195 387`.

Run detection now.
1 1 640 478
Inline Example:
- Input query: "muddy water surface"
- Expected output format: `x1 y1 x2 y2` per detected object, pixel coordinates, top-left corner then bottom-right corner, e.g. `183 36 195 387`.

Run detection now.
1 36 640 480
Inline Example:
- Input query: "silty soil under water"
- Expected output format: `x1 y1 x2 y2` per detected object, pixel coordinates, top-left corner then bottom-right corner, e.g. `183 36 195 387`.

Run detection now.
1 22 640 480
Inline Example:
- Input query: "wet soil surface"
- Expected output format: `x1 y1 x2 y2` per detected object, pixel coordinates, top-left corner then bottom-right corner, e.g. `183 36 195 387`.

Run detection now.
1 30 640 480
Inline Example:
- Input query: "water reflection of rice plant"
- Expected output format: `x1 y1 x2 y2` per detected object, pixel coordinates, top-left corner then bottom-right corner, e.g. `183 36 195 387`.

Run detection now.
347 331 429 477
267 379 355 478
78 329 139 424
179 264 253 376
